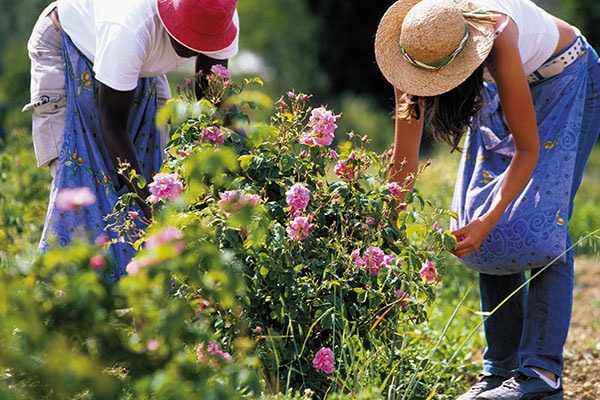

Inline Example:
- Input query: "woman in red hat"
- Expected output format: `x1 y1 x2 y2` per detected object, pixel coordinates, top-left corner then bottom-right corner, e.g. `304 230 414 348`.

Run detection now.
23 0 239 282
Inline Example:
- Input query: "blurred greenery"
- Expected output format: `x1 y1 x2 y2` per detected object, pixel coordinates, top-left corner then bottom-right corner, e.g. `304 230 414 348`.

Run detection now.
3 0 599 150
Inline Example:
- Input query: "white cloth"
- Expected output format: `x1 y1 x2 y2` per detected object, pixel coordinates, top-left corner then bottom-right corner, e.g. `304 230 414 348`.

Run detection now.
476 0 559 74
56 0 239 91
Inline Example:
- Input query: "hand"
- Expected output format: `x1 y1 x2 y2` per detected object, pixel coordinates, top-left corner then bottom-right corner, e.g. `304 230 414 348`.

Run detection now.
451 218 495 259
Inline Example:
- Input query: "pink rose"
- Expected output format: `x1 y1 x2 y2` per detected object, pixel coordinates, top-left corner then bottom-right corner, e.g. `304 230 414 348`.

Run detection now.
148 173 184 204
285 183 310 213
313 347 335 374
420 260 437 282
286 215 314 241
298 106 339 146
55 187 96 210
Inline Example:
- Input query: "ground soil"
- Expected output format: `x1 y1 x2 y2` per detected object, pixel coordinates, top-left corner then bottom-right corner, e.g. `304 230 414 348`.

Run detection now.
562 256 600 399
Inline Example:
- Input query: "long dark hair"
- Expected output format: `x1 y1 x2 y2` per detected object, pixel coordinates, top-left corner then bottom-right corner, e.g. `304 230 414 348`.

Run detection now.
397 65 486 152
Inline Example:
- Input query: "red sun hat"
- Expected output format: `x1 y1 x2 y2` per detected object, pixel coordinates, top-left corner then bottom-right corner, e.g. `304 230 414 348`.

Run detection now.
157 0 238 53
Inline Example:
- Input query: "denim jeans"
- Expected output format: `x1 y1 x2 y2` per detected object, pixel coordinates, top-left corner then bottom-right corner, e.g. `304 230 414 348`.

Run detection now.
480 40 600 379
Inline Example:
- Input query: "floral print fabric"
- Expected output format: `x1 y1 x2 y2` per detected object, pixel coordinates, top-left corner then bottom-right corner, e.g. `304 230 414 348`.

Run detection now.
451 50 590 274
39 33 163 282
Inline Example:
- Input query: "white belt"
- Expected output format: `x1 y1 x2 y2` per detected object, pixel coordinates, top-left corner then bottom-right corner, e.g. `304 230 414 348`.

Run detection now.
527 36 585 83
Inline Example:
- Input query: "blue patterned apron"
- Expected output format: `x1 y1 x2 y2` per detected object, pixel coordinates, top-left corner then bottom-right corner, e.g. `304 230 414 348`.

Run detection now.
39 33 163 283
451 42 590 274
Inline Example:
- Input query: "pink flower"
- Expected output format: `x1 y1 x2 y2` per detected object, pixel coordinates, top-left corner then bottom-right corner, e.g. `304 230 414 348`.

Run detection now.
313 347 335 374
218 190 260 215
286 183 310 213
333 159 356 180
420 260 437 282
197 342 233 364
195 294 209 316
286 215 314 241
433 221 440 231
243 193 260 206
210 64 232 79
55 187 96 210
329 149 339 159
94 234 109 247
386 182 402 197
352 246 396 275
395 289 412 308
366 217 375 226
145 226 184 250
148 173 184 204
201 126 225 144
89 255 105 271
299 106 339 146
147 339 159 351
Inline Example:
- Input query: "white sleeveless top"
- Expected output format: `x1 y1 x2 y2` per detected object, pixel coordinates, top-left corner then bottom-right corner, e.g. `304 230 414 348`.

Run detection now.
476 0 559 74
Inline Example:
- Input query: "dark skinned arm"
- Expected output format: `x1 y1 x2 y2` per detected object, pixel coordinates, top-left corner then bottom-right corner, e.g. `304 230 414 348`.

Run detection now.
194 53 228 99
98 82 153 219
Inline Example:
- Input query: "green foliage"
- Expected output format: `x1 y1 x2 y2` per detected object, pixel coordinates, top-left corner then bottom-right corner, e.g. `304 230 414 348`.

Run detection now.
4 70 598 399
0 128 50 266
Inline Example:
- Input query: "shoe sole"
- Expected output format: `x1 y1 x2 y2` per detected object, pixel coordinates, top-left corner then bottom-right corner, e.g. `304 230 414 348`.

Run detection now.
522 390 563 400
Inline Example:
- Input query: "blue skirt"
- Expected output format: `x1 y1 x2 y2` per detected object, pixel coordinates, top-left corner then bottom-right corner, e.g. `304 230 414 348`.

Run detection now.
39 33 163 282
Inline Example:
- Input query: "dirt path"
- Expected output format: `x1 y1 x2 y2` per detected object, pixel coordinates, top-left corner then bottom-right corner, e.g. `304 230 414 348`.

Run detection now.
563 256 600 399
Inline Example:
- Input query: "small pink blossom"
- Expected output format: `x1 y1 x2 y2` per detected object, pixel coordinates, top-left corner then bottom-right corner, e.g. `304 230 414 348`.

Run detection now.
420 260 437 282
195 294 209 316
201 126 225 144
89 255 105 271
432 221 440 231
210 64 232 79
94 234 109 247
286 183 310 213
395 289 412 308
333 159 356 180
148 173 184 204
147 339 159 352
145 226 184 250
218 190 260 215
366 217 375 226
197 342 233 364
55 187 96 210
128 210 139 219
386 182 402 197
313 347 335 374
286 215 314 241
352 246 396 275
299 106 339 146
329 149 339 159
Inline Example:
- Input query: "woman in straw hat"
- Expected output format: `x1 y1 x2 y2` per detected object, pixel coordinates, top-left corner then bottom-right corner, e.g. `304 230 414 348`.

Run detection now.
375 0 600 399
23 0 239 282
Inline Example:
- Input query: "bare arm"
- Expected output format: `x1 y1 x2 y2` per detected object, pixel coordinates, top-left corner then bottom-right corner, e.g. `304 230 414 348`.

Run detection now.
388 87 424 200
194 54 228 99
98 83 152 218
451 18 539 257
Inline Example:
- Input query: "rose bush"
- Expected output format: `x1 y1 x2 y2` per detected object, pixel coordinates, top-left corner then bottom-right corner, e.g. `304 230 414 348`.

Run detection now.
0 67 459 399
111 67 459 397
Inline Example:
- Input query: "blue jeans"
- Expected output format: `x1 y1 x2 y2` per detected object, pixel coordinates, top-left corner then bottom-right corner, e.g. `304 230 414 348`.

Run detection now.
480 41 600 379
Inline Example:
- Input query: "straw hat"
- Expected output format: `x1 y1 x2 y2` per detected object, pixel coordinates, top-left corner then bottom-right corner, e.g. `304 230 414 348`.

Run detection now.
374 0 496 97
157 0 238 53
